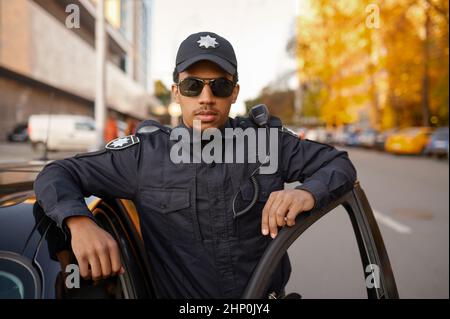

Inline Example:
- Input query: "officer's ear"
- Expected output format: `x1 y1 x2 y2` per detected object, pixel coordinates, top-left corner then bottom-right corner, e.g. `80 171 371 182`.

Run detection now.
171 84 181 104
231 83 240 104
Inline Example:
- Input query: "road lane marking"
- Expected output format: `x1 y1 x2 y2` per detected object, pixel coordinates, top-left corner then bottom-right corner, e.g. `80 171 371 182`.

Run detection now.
373 210 412 234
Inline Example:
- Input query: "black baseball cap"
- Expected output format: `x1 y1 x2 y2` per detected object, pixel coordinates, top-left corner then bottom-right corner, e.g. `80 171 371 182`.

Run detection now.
175 31 237 76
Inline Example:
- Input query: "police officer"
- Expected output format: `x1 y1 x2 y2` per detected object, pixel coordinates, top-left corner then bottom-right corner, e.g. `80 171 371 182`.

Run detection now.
34 31 357 298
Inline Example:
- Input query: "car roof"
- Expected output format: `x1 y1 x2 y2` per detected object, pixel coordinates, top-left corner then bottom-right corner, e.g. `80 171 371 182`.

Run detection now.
0 163 48 254
0 162 46 201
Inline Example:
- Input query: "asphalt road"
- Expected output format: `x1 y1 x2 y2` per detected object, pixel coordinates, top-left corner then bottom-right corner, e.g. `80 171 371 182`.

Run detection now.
1 142 448 299
285 147 449 299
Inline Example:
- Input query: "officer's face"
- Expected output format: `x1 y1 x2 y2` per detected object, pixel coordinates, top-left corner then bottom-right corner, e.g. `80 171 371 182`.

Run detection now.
172 60 240 131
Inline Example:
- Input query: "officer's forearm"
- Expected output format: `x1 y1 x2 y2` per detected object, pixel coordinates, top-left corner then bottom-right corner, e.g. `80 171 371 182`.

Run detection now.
296 154 357 209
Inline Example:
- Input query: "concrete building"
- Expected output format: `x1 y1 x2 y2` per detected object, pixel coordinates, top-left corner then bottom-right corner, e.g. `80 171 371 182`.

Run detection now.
0 0 161 140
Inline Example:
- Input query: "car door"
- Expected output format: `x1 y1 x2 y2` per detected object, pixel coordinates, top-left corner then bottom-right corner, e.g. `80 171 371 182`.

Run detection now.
241 182 399 299
32 198 156 299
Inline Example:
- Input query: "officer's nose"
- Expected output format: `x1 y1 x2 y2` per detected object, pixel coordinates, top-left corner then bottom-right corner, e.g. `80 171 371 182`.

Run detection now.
198 83 215 106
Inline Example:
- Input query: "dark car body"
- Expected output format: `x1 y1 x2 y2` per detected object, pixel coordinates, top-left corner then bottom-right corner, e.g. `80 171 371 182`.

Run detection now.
0 163 156 299
424 127 449 158
6 123 29 143
0 163 398 299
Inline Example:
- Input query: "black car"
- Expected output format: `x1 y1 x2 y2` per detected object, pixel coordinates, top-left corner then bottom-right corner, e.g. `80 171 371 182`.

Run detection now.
6 123 29 143
0 162 398 299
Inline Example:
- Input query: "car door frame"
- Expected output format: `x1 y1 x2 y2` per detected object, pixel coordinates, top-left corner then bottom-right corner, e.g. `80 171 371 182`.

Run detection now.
242 181 399 299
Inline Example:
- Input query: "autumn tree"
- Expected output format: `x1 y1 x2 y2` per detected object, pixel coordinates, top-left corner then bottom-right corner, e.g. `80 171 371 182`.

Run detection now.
154 79 171 106
294 0 449 129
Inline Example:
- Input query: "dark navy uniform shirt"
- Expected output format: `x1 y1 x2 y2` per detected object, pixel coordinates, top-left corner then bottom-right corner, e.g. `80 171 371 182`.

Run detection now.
34 116 357 298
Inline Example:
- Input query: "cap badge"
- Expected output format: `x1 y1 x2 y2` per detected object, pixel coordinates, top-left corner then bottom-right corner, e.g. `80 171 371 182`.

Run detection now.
197 35 219 49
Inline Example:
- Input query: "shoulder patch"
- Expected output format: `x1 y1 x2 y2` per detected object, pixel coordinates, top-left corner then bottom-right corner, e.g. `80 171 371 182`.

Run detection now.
281 126 299 138
105 135 140 150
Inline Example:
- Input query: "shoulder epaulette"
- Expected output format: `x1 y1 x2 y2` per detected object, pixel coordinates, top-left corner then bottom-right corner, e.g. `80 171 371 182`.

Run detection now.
105 135 140 150
136 120 170 134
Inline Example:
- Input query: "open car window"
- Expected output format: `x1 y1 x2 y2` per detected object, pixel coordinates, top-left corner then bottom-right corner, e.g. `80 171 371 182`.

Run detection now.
285 205 368 298
0 253 41 299
242 182 399 299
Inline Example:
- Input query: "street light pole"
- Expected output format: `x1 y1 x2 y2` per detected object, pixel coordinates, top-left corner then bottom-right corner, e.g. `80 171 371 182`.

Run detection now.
95 0 107 149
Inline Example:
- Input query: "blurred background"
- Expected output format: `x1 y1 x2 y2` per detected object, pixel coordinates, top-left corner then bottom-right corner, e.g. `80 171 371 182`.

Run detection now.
0 0 448 298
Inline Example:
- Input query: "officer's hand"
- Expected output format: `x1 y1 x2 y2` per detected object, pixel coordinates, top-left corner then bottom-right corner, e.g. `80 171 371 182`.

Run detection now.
261 189 315 238
66 216 125 281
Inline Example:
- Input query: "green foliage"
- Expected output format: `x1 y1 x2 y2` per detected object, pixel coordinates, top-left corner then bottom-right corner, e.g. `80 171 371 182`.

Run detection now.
154 80 171 106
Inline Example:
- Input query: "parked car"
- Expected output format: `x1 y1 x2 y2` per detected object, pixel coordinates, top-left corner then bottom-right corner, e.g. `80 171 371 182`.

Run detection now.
332 127 350 146
374 128 398 151
346 129 362 147
358 129 379 149
0 162 156 299
6 123 29 142
0 162 398 299
305 127 331 144
385 127 434 155
424 127 449 158
28 114 97 152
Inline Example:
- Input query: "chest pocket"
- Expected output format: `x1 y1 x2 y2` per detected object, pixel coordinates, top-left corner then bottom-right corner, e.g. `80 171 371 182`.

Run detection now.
141 188 196 242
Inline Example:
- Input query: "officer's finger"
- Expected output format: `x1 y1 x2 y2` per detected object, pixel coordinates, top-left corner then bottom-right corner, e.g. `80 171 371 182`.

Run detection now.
108 240 123 275
98 247 112 279
274 197 291 227
78 256 90 279
261 207 269 236
268 192 288 227
285 204 302 227
268 201 279 238
262 192 277 236
88 255 102 281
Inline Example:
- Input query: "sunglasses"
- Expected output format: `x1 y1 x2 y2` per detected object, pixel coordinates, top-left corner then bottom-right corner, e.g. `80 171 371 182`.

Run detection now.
177 77 236 98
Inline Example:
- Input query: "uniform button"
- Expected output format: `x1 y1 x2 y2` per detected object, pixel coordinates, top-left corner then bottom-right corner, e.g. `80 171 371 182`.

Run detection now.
160 203 167 209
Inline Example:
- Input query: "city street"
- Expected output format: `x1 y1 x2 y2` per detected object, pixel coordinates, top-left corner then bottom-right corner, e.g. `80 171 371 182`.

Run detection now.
286 147 449 299
0 142 448 299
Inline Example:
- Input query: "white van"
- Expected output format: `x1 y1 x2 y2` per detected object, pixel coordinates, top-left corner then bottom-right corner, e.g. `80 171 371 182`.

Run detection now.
28 114 97 151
